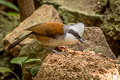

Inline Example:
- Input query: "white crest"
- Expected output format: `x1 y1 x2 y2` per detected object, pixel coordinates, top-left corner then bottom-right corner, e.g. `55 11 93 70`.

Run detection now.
64 22 85 42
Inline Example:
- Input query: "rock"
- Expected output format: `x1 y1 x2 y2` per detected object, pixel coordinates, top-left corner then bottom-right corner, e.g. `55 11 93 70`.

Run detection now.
68 27 116 59
83 46 108 56
0 11 19 38
0 11 19 53
100 14 120 57
3 4 62 49
19 39 48 59
42 0 100 13
41 0 104 26
83 27 116 59
33 47 119 80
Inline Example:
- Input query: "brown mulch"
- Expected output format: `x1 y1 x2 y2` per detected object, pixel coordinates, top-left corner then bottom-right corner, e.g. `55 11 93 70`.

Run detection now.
34 46 120 80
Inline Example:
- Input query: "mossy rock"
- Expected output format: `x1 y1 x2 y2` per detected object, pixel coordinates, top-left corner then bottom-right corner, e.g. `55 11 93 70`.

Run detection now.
0 11 19 49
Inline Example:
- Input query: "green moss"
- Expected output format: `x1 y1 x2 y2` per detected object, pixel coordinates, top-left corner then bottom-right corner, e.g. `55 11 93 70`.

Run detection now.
0 11 19 37
0 11 19 49
58 8 103 26
101 14 120 40
58 9 76 24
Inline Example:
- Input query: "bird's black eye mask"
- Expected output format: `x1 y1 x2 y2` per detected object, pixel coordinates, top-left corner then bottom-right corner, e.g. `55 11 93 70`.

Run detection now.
68 29 83 43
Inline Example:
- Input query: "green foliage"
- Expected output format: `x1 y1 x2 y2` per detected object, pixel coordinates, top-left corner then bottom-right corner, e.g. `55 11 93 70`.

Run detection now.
30 65 40 76
0 0 19 12
10 57 41 67
0 67 12 73
10 57 41 80
10 57 28 67
25 58 41 63
0 67 20 80
7 12 19 16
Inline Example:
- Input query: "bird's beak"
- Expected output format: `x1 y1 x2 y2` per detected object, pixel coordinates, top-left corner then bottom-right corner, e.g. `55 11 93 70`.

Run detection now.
68 29 84 43
78 37 83 43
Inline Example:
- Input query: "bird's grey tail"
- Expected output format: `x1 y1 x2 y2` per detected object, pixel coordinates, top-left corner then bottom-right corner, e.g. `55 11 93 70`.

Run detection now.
7 32 32 50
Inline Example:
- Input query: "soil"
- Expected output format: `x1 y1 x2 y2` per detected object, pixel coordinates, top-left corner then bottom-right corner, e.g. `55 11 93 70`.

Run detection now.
34 46 119 80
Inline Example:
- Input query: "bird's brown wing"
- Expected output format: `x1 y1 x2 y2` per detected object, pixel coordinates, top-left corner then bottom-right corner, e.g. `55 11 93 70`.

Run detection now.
7 22 64 49
35 35 66 47
26 22 64 37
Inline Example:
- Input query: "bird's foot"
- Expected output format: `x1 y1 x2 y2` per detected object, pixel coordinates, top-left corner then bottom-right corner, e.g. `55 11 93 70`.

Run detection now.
52 49 67 57
47 46 67 55
51 49 65 54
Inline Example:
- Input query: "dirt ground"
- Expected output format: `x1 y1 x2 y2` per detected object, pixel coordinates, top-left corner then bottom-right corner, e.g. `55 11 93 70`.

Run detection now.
34 46 120 80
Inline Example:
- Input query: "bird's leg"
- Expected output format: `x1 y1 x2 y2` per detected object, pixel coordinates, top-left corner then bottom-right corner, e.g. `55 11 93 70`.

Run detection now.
47 47 65 54
51 49 64 54
52 49 67 57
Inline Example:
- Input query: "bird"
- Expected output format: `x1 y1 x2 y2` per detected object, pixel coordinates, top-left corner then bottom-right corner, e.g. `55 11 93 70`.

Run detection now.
7 22 85 51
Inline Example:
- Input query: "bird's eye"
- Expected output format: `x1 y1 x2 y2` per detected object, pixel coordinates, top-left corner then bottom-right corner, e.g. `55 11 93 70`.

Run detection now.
68 29 74 33
68 29 83 43
68 29 78 38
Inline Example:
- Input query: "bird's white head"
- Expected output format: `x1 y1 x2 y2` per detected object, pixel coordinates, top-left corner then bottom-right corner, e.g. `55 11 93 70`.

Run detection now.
64 22 85 43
